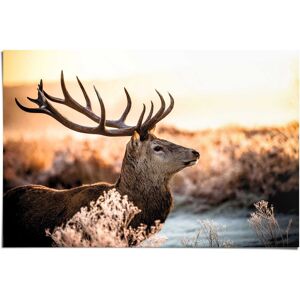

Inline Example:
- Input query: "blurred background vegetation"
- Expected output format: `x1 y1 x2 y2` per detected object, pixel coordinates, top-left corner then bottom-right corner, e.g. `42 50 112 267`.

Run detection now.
3 123 298 214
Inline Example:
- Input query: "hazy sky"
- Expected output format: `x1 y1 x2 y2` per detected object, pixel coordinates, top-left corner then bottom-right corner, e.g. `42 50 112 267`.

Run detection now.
3 50 299 130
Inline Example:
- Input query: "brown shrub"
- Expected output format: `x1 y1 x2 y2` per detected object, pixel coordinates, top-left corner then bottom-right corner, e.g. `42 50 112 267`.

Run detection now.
3 137 120 191
167 122 299 211
3 122 299 212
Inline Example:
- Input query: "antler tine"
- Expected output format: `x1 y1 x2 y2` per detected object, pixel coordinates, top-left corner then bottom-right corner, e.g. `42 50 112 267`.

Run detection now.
26 80 44 105
15 74 174 138
76 76 92 110
17 80 50 113
157 92 174 122
144 101 154 124
120 88 132 122
108 87 133 129
140 90 166 133
93 86 146 136
43 72 69 104
43 71 100 122
43 71 135 129
17 85 139 136
135 104 146 131
93 86 106 131
19 88 62 116
61 71 94 112
38 79 43 91
44 87 136 136
26 96 41 106
15 97 50 115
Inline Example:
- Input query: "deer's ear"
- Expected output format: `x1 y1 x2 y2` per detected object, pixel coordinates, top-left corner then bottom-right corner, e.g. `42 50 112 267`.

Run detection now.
130 131 141 147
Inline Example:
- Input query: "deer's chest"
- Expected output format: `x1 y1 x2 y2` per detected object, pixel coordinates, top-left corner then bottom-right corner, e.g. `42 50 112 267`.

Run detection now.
129 191 173 227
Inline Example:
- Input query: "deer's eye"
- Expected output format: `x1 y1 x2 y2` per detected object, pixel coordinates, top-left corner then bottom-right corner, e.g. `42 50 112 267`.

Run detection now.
153 146 163 152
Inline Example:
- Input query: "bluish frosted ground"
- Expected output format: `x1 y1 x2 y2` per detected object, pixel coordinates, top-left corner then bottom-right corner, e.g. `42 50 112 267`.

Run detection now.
160 196 299 248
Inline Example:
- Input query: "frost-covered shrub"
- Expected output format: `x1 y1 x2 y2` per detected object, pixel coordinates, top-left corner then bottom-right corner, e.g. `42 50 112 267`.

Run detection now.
248 200 292 247
181 219 233 248
46 189 166 247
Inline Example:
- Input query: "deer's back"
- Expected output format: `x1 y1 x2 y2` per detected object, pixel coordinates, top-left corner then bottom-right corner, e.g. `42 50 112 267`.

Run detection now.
3 183 113 247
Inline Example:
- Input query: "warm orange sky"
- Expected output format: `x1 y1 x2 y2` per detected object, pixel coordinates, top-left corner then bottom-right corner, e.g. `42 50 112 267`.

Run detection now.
3 50 299 130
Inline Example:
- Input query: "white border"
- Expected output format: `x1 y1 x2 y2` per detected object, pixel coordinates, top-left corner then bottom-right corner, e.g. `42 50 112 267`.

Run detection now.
1 1 299 300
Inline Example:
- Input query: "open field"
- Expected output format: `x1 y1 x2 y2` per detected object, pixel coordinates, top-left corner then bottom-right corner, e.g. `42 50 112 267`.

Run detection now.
4 122 299 214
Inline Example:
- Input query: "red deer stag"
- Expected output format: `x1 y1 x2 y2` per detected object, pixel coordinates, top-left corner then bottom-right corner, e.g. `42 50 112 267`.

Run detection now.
3 71 200 247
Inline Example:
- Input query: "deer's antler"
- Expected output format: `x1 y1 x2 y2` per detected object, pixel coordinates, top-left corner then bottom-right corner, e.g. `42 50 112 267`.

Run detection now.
15 71 174 137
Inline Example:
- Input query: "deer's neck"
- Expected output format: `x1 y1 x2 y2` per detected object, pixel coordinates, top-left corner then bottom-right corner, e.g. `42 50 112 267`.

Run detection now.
115 157 173 227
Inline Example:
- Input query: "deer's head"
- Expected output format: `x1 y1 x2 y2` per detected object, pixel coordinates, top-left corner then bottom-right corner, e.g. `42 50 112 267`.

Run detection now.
126 131 199 178
16 71 200 182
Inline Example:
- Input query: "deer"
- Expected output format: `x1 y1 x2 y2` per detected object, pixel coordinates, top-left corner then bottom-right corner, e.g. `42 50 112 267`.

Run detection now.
3 71 200 247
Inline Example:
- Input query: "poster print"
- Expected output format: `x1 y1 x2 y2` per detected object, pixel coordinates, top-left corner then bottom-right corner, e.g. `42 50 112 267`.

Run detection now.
2 51 299 247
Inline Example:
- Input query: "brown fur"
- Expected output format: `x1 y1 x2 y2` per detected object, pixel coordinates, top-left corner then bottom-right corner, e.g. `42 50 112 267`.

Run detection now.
3 133 199 247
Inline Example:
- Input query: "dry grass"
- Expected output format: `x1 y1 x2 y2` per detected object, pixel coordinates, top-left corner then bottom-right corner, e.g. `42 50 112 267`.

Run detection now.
248 200 292 247
4 137 120 191
3 122 299 212
181 219 233 248
166 122 299 211
46 189 165 247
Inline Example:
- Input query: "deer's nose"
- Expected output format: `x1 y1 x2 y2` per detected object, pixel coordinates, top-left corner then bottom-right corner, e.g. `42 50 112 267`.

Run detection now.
192 150 200 159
